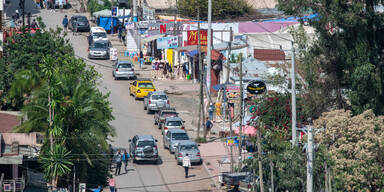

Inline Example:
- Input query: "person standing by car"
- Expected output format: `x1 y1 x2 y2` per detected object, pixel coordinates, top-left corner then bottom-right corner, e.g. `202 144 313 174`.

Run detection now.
183 153 191 178
62 15 68 32
115 150 122 176
108 176 116 192
122 150 130 173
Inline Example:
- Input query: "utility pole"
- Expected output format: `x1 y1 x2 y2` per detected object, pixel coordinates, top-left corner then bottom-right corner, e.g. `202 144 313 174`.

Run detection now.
206 0 212 94
225 27 233 83
291 41 297 145
229 102 234 172
132 0 137 22
307 125 313 192
238 53 243 171
73 165 76 192
257 122 264 192
197 7 203 139
111 0 114 35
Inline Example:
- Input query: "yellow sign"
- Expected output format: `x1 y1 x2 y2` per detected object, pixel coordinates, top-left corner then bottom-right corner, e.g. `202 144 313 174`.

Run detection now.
167 49 173 67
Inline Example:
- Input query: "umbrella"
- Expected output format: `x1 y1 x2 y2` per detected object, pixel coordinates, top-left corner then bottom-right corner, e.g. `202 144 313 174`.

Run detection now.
234 125 257 136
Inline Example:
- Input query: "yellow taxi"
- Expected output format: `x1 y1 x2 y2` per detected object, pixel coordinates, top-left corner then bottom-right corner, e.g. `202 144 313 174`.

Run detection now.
129 79 156 100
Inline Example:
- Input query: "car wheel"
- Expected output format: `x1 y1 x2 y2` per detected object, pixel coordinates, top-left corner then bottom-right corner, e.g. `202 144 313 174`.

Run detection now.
144 105 147 110
198 159 203 165
177 161 182 166
134 96 138 100
114 76 118 80
169 149 173 154
147 109 151 114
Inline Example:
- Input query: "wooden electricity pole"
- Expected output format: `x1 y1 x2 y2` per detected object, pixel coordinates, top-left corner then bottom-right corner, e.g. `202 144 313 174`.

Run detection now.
196 7 203 139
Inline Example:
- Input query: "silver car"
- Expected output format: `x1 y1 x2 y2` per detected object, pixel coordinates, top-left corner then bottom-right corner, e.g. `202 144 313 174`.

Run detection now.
175 140 202 165
162 116 184 135
163 129 189 153
112 61 136 80
143 91 170 114
129 135 159 164
88 40 111 59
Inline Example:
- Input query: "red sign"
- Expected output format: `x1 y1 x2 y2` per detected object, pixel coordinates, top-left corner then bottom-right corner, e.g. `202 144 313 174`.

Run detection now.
187 30 208 46
160 24 167 34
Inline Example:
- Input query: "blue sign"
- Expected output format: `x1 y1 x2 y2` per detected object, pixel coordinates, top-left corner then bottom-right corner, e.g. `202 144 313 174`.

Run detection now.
112 7 118 17
157 36 178 49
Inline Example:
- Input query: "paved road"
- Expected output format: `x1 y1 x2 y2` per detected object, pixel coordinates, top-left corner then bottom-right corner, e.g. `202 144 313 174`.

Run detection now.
5 1 215 191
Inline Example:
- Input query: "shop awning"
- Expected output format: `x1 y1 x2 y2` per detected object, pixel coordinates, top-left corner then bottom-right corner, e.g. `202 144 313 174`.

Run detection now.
187 49 226 60
141 34 165 44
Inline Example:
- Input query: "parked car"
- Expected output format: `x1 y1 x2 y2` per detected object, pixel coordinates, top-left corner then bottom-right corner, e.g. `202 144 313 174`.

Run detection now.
129 135 159 163
143 91 170 114
88 40 111 59
154 108 178 129
239 174 259 192
88 27 108 46
69 15 90 32
129 79 156 100
112 60 135 80
174 140 202 165
162 116 184 135
163 129 189 153
221 172 251 188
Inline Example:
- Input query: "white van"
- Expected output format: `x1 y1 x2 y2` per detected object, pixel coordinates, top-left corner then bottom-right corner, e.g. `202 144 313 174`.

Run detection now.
88 27 108 45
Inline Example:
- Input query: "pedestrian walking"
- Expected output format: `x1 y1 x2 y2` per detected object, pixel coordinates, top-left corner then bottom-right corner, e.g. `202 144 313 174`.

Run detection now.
183 154 191 178
122 150 130 173
117 25 123 42
108 176 116 192
205 117 213 137
62 15 69 32
121 28 126 46
15 10 20 21
115 150 122 176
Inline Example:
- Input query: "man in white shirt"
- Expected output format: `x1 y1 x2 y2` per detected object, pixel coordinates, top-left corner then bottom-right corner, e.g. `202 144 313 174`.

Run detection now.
182 153 191 178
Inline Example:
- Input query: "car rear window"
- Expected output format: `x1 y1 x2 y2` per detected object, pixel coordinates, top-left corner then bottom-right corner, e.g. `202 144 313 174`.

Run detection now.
138 83 154 88
163 112 177 117
180 145 198 150
93 42 108 48
172 133 189 140
118 64 132 68
93 32 107 38
167 121 182 126
152 95 167 100
137 140 154 147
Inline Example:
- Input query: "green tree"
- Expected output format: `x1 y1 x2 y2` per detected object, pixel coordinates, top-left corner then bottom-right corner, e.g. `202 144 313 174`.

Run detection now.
178 0 250 20
314 110 384 191
277 0 384 116
5 20 114 187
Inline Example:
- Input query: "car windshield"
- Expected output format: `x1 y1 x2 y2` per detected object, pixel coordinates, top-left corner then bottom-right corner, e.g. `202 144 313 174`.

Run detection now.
138 83 153 88
152 95 167 100
172 133 189 140
93 32 107 38
137 140 154 147
167 121 182 126
163 112 177 117
93 42 108 49
180 145 198 151
118 63 132 68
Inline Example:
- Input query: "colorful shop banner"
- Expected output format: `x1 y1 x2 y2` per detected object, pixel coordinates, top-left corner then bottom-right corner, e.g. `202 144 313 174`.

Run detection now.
187 30 208 46
148 22 183 36
157 36 179 49
167 49 173 66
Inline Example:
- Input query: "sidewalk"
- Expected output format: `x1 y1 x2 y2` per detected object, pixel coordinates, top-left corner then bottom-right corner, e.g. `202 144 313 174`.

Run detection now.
109 33 232 191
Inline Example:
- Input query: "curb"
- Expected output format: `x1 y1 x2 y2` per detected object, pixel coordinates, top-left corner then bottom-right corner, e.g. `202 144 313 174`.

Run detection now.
202 159 221 192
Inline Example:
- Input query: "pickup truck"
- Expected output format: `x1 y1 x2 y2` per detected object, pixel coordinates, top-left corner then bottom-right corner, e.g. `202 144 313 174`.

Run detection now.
154 108 178 129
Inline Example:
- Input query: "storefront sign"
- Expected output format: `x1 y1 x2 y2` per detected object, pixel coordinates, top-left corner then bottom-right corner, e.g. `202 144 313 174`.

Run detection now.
112 7 118 17
157 36 178 49
137 20 157 29
187 30 208 46
246 80 266 95
148 23 182 36
226 85 240 103
125 22 135 30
